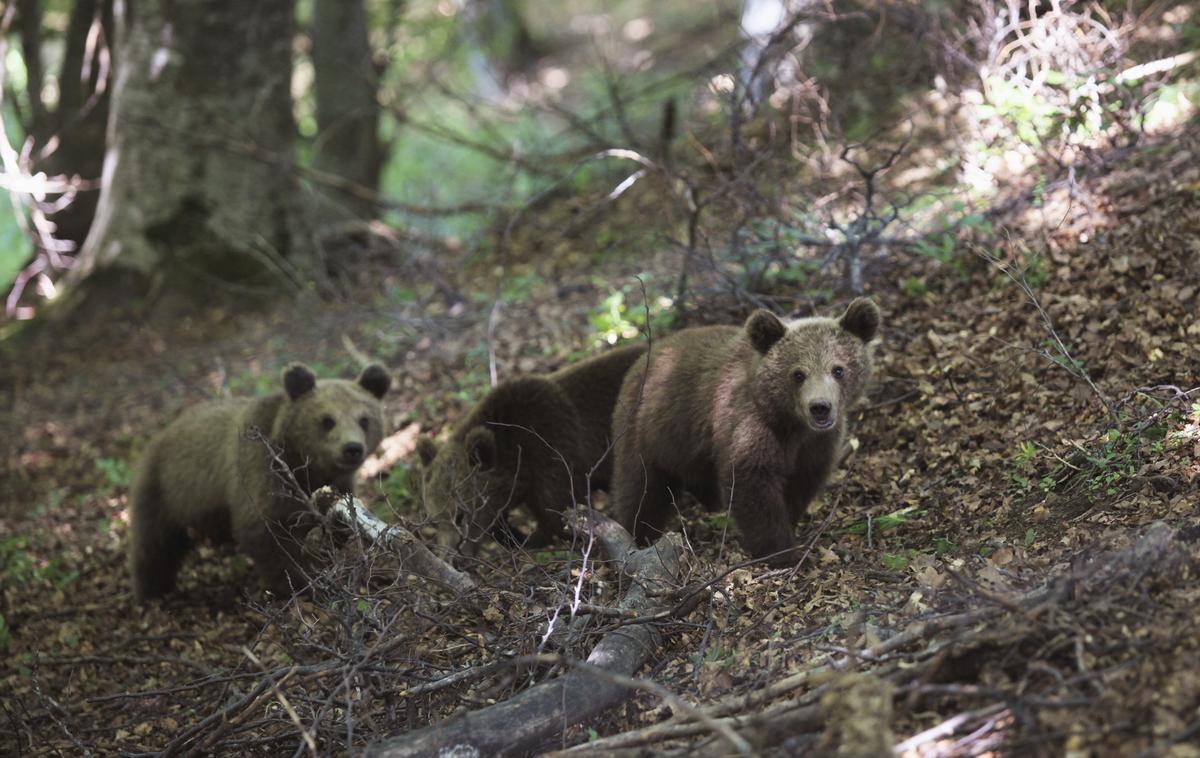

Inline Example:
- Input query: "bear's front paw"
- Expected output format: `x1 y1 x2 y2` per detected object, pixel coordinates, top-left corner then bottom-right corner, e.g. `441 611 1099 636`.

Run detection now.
743 533 799 567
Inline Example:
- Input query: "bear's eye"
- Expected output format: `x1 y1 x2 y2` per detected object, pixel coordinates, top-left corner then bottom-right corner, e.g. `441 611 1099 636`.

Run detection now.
792 369 807 383
832 366 845 380
321 415 336 432
358 416 370 432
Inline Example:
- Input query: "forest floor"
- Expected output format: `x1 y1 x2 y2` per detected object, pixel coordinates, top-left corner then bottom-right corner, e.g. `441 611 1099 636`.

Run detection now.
2 122 1200 756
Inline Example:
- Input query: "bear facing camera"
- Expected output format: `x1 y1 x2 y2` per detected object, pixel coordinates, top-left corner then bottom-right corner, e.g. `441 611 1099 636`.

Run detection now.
610 298 880 565
127 361 391 602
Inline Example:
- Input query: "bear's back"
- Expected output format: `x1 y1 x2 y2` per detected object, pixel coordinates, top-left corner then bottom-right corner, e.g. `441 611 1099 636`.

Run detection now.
549 344 646 484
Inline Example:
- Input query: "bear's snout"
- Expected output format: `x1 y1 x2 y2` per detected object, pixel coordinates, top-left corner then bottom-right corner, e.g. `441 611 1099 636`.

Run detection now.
808 400 835 430
340 441 366 466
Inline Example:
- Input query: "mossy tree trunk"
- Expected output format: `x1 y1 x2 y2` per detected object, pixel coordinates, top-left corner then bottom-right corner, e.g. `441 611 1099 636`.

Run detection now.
311 0 382 218
68 0 318 311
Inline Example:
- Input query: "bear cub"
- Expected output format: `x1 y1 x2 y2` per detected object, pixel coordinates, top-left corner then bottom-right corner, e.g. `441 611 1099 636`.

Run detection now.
418 344 645 557
128 362 390 601
611 299 879 565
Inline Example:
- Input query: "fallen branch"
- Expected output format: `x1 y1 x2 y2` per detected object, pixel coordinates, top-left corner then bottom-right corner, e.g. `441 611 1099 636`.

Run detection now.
315 488 475 596
556 521 1186 754
364 512 685 757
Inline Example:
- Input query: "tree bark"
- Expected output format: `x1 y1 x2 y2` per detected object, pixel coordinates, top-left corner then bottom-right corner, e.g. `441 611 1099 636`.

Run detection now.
311 0 381 218
36 0 113 251
67 0 317 310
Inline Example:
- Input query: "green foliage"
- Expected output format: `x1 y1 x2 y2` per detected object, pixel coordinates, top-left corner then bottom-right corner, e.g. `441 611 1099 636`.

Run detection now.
0 209 30 296
95 457 133 490
978 76 1063 146
1013 440 1037 467
1039 338 1087 374
702 513 733 531
1011 472 1032 492
383 462 416 507
0 100 32 294
915 206 992 279
1023 252 1050 289
503 270 544 303
1142 81 1200 133
449 344 494 407
0 536 79 590
843 506 926 535
900 276 928 298
734 217 816 285
691 646 734 666
533 549 571 565
1016 413 1176 499
881 551 917 571
1080 424 1152 495
0 536 35 584
35 488 69 518
588 281 673 347
228 369 280 396
0 613 9 653
1011 440 1060 495
386 284 420 305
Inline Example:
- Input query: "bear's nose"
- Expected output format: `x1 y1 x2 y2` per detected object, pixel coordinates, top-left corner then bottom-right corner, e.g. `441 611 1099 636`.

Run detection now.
341 442 365 464
809 401 832 421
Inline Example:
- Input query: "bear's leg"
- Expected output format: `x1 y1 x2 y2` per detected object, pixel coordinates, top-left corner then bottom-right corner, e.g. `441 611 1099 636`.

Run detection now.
520 466 577 549
612 463 676 545
784 474 824 525
128 476 192 601
234 513 312 598
725 470 797 566
523 492 565 550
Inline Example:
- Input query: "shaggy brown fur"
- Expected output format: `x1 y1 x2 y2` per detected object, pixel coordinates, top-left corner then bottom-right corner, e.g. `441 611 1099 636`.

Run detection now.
610 299 879 565
418 343 645 556
128 363 390 601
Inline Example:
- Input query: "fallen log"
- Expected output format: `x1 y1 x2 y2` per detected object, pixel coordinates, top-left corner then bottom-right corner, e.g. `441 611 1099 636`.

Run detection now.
316 488 476 595
364 511 685 758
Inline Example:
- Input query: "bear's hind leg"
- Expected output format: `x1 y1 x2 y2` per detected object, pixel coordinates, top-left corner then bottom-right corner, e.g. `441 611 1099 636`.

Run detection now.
612 462 676 546
128 478 193 601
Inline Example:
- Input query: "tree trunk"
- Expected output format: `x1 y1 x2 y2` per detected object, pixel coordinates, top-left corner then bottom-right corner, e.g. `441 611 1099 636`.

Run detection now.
311 0 381 218
67 0 317 310
35 0 113 252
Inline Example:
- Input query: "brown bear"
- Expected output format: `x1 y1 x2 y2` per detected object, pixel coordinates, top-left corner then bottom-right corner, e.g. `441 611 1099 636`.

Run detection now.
418 343 646 557
128 362 391 601
610 298 879 565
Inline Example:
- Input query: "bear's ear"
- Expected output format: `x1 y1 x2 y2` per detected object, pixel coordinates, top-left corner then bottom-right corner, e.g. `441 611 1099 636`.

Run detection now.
745 310 787 355
357 363 391 399
465 427 497 471
282 363 317 400
838 297 880 343
416 436 439 467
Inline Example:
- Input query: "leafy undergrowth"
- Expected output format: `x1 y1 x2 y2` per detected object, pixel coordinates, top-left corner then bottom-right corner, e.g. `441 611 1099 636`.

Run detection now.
2 131 1200 756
